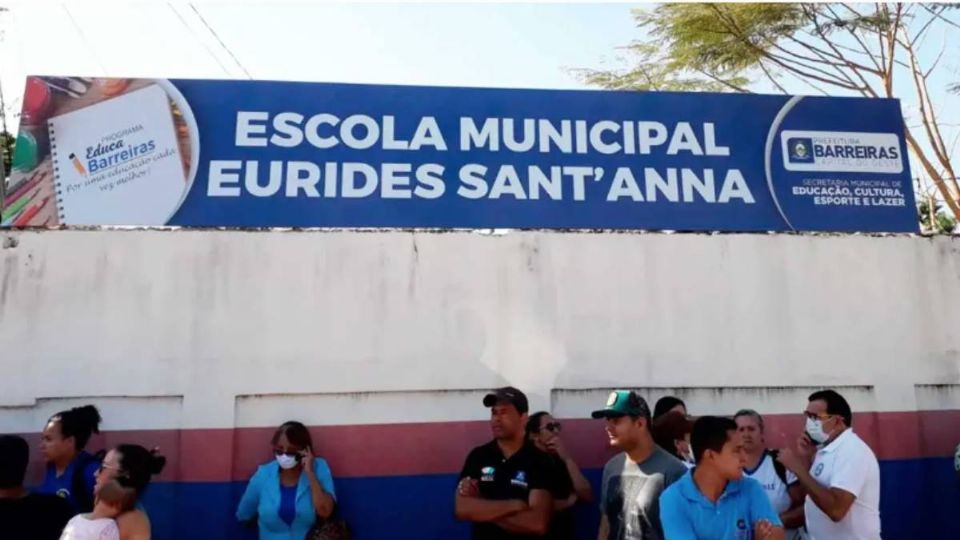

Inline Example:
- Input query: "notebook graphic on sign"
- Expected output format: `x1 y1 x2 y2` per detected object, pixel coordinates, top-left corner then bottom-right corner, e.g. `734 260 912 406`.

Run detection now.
48 84 188 225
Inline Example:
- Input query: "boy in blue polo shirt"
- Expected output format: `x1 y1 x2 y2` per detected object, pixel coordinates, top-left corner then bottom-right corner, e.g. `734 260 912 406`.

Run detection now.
659 417 784 540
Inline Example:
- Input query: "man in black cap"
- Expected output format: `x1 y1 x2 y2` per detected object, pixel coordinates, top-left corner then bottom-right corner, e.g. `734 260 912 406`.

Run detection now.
455 386 553 539
593 390 687 540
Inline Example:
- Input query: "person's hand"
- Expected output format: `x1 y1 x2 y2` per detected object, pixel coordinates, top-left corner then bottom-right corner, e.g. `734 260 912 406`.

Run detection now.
300 446 315 473
457 478 480 498
776 446 809 474
796 433 817 461
546 437 570 460
754 519 782 539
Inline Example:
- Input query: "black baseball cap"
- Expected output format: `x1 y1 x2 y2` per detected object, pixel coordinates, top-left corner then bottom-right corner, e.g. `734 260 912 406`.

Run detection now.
483 387 529 414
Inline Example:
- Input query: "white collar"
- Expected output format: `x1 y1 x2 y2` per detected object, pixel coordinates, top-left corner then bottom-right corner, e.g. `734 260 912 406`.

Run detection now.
818 428 853 454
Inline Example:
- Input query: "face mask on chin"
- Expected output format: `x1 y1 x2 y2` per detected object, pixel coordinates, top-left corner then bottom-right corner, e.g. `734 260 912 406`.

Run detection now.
805 417 830 445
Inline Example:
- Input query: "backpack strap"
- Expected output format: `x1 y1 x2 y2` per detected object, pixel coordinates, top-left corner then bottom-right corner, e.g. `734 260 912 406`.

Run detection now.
767 449 790 486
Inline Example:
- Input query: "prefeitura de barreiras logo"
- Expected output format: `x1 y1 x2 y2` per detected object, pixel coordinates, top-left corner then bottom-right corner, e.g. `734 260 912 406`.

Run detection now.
787 137 815 163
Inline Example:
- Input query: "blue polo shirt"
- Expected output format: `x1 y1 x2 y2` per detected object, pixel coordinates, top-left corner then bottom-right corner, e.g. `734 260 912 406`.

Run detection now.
659 469 781 539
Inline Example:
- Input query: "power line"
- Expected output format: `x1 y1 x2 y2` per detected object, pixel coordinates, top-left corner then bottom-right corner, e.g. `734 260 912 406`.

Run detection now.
62 5 107 75
188 4 253 79
168 3 232 77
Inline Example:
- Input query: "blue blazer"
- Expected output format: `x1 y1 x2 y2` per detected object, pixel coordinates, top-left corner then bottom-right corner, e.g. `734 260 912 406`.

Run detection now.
236 458 337 540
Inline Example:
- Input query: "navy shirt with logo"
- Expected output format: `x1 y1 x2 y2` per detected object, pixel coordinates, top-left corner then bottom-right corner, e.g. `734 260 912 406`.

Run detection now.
37 451 100 514
459 440 552 540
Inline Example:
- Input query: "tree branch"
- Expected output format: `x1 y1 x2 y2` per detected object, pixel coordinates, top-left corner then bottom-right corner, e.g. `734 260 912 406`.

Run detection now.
902 31 959 208
706 4 862 91
785 38 874 96
765 49 864 88
923 39 947 79
820 4 885 72
921 4 960 32
906 127 960 218
755 61 788 93
694 69 750 93
884 3 902 97
780 66 832 96
804 8 882 96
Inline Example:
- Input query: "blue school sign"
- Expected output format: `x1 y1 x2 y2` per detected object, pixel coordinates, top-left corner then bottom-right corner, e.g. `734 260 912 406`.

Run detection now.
6 77 918 232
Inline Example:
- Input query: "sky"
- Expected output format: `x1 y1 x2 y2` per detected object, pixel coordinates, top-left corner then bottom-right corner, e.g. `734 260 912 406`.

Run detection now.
0 1 640 122
0 1 957 184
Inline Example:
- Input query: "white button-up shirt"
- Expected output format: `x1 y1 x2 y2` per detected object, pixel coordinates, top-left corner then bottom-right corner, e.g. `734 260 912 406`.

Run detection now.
804 429 881 540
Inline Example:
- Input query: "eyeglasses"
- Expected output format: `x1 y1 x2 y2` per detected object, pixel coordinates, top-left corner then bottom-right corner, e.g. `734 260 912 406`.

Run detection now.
273 448 303 458
96 463 123 475
539 422 562 433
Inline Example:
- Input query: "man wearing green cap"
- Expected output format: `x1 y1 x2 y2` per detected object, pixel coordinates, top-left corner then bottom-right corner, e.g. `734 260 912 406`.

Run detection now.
593 390 687 540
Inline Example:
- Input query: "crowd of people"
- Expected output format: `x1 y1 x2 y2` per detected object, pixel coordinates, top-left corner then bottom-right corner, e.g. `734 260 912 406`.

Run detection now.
0 405 166 540
456 387 881 540
0 388 882 540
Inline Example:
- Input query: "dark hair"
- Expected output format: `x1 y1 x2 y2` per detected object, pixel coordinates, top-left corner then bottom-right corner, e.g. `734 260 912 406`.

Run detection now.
733 409 765 432
114 444 166 496
808 389 853 427
272 421 314 450
525 411 550 439
691 416 737 463
48 405 102 451
653 396 686 420
0 435 29 489
652 411 693 460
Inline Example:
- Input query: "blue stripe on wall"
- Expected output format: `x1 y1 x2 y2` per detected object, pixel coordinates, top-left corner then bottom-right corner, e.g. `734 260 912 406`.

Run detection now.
139 458 959 540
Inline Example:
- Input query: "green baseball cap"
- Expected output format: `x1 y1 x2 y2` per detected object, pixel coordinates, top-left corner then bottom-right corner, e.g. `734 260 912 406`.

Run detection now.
591 390 651 419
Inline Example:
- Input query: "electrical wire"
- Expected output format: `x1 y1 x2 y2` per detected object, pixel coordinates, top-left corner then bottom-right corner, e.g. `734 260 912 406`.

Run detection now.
62 5 107 75
168 3 232 77
188 3 253 79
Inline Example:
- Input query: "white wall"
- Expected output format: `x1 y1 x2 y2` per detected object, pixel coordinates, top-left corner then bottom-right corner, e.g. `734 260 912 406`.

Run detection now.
1 230 959 431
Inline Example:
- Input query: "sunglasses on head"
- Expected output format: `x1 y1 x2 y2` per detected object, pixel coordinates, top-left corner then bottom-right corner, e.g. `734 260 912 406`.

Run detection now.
539 422 562 433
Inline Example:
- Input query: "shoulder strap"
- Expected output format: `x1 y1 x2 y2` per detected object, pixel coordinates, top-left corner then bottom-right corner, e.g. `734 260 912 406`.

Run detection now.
767 449 789 486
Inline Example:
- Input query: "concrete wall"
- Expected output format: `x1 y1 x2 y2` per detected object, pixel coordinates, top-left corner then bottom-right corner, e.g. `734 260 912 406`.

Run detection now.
1 229 959 539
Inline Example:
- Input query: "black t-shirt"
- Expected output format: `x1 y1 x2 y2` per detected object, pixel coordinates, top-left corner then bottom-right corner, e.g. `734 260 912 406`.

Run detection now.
0 492 73 540
543 453 575 540
458 440 552 540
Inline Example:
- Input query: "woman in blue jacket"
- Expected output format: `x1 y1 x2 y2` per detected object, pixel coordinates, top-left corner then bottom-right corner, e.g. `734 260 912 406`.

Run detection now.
237 421 337 540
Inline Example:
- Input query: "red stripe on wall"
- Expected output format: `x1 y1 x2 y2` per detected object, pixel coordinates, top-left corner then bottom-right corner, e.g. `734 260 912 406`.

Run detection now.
11 409 960 485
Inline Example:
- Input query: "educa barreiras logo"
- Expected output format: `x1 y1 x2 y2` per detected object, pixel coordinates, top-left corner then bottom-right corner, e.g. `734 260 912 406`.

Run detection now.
781 130 903 174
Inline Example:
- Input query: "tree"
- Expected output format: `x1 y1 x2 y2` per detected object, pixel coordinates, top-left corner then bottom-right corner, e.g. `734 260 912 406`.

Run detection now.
578 3 960 222
917 178 957 234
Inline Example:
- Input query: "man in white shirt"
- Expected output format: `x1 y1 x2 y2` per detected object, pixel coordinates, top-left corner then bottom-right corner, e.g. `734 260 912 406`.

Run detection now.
777 390 881 540
734 409 806 539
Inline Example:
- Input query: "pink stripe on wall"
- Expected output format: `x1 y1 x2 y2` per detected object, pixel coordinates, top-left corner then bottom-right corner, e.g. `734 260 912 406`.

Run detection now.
11 409 960 485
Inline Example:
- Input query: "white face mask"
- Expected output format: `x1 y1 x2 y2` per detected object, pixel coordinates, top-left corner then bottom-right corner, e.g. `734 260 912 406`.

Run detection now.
805 417 829 444
276 454 299 470
682 448 695 465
